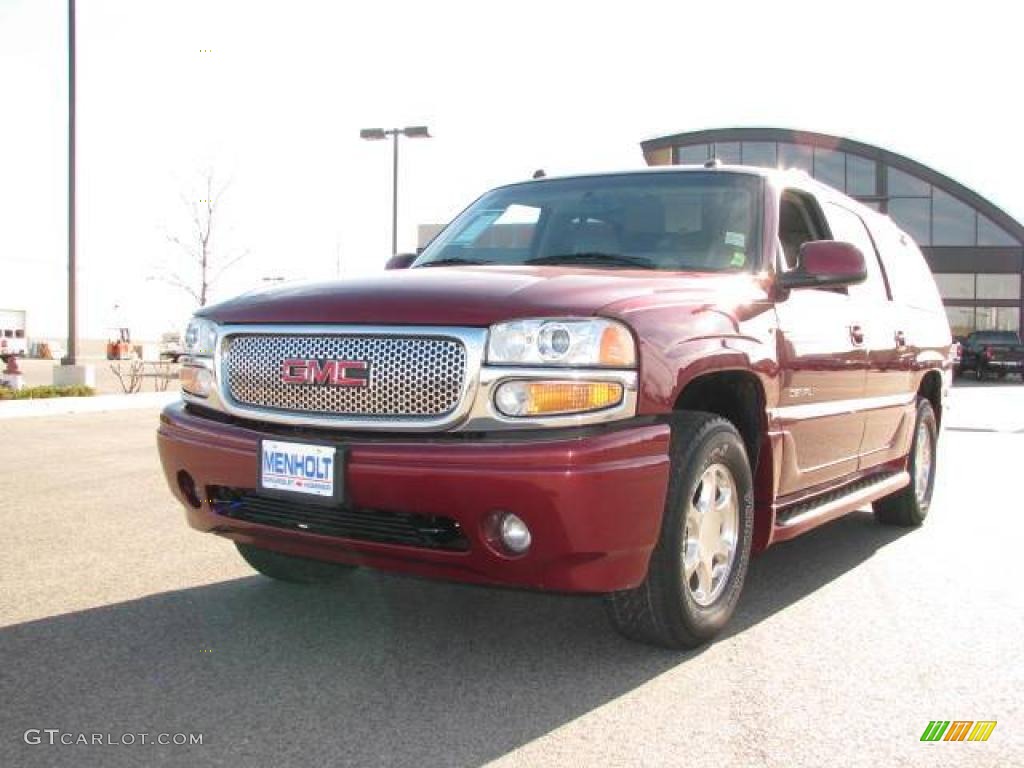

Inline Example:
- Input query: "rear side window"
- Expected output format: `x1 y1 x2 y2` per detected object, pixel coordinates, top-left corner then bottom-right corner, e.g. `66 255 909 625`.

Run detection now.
870 220 944 312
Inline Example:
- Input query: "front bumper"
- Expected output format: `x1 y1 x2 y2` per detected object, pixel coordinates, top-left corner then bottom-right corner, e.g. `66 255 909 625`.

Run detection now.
157 403 671 593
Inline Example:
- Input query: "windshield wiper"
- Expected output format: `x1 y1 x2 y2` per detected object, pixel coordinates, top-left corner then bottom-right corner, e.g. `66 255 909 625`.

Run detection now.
415 256 490 268
526 252 657 269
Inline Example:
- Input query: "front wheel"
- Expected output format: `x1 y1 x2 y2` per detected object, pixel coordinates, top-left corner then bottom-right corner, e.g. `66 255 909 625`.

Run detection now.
873 398 937 527
605 412 754 649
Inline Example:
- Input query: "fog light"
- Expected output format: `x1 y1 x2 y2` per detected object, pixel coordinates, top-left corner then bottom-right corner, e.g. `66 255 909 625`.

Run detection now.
494 380 623 417
499 512 532 554
181 364 214 397
177 470 201 509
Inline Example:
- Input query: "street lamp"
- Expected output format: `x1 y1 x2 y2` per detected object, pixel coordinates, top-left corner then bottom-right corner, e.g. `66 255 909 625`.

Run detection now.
359 125 431 257
65 0 78 366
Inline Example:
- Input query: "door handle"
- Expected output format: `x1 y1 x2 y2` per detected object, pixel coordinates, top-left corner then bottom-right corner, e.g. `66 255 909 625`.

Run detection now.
849 324 865 346
894 330 906 348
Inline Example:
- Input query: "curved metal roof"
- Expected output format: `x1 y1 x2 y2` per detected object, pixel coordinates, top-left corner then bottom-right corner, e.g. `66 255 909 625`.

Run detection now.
641 127 1024 245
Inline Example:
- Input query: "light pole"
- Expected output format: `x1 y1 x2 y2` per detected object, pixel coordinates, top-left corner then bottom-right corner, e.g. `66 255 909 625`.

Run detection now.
359 126 431 256
64 0 77 366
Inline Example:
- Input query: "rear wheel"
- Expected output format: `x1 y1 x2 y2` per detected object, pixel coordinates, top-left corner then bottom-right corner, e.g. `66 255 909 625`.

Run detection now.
874 398 937 527
236 542 356 583
605 413 754 649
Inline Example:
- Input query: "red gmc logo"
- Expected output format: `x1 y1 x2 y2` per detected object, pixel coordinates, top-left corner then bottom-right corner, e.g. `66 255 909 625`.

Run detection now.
281 359 370 387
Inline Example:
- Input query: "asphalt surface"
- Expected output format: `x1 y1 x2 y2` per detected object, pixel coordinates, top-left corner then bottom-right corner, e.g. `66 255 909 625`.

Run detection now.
1 382 1022 767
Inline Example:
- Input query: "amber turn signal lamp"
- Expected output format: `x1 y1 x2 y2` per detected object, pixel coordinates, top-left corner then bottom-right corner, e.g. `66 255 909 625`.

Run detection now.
494 380 624 417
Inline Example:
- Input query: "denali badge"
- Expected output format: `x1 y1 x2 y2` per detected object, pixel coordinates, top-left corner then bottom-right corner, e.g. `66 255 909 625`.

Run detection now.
281 358 370 387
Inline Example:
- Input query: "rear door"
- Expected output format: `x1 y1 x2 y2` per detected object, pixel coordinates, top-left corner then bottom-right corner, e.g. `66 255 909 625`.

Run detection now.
823 203 914 470
773 189 868 495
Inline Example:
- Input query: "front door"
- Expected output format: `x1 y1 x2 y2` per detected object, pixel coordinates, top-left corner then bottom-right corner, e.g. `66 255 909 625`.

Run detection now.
772 190 867 496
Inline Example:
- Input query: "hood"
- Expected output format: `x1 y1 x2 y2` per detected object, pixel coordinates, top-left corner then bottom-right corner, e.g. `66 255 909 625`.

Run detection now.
199 266 766 327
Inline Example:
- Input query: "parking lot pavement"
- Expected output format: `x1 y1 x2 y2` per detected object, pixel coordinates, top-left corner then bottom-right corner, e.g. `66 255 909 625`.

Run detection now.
1 388 1022 768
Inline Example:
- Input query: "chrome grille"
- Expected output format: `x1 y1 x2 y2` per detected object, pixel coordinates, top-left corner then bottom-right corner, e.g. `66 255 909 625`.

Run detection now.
224 334 466 418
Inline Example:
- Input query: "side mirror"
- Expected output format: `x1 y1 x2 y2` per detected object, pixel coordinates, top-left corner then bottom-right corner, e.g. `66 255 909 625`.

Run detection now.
779 240 867 290
385 253 417 270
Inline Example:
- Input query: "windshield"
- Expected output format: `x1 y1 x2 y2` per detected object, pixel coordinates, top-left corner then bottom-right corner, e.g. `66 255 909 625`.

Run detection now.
413 172 763 272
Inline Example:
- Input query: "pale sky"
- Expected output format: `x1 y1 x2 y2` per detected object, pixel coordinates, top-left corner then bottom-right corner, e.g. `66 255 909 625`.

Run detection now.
1 0 1022 340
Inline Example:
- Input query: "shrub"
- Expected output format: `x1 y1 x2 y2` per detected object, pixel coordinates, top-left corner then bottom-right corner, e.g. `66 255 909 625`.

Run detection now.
0 384 97 400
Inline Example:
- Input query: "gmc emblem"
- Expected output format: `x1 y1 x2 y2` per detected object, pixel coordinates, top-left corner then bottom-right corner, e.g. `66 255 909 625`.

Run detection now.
281 358 370 387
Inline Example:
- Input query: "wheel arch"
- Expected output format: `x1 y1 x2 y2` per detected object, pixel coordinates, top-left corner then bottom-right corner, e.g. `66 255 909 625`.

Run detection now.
671 368 774 552
672 369 766 467
918 369 943 427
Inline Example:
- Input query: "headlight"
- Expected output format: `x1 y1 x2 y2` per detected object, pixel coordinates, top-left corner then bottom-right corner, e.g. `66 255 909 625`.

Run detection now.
183 317 218 357
487 318 636 367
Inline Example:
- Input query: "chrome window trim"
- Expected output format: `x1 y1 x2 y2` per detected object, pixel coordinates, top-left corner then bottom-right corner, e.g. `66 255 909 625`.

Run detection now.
182 323 639 432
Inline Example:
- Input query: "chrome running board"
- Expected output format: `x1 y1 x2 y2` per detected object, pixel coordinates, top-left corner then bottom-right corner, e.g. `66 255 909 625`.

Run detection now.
772 471 910 543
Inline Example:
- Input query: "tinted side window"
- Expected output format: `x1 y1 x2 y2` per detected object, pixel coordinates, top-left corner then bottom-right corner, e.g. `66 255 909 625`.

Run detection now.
778 190 828 268
870 220 944 312
824 203 888 301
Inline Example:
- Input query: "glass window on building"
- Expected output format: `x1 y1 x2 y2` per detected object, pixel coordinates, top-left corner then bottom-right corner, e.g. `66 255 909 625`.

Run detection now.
976 273 1021 300
846 154 877 197
741 142 777 167
888 197 931 245
975 306 1020 332
977 215 1018 246
712 142 741 164
887 166 931 197
813 148 845 190
933 273 975 300
777 143 813 173
945 306 976 338
931 188 976 246
675 144 710 164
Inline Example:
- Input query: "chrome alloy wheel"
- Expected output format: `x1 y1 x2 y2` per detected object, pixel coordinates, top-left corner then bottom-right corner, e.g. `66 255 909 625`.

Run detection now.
682 463 739 607
913 420 934 504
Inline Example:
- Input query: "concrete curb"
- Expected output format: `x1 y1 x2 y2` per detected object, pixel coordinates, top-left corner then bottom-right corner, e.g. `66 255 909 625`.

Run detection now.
0 391 179 420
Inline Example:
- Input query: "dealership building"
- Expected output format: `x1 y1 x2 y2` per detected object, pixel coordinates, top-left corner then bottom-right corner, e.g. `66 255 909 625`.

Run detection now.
641 128 1024 338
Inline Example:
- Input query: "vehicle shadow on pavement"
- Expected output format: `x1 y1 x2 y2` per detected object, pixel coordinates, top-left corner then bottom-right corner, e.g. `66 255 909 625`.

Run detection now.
0 510 909 768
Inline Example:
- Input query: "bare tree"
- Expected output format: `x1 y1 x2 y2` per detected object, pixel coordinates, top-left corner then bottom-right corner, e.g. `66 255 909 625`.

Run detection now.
157 169 248 307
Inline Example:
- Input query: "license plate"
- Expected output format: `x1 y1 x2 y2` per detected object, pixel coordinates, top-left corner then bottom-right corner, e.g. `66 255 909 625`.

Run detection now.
260 439 340 499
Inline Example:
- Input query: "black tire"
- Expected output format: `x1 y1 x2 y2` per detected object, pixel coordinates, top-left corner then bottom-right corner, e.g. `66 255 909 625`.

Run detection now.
873 398 937 527
605 412 754 649
235 542 356 584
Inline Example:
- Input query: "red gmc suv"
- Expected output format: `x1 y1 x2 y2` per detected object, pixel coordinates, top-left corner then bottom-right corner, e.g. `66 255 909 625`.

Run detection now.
157 166 952 648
